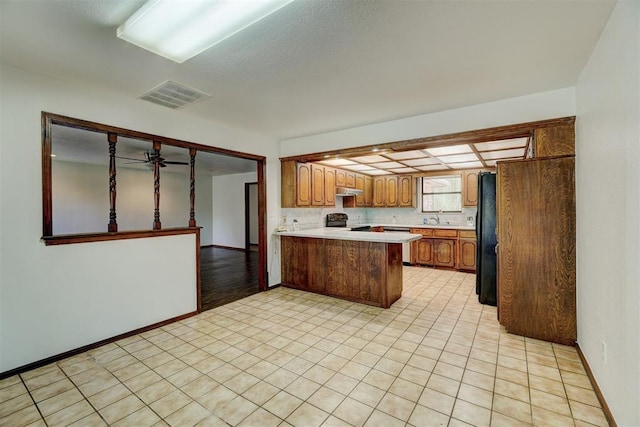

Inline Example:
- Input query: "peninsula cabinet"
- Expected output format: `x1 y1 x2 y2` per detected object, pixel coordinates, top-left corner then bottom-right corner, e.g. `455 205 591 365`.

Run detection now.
497 156 576 345
280 236 402 308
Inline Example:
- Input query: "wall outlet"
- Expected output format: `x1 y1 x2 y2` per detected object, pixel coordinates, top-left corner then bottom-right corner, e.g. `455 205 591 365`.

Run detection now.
601 341 607 363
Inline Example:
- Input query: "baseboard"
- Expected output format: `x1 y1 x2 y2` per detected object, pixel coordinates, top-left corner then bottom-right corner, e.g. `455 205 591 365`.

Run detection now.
0 311 198 380
203 244 246 252
576 343 617 427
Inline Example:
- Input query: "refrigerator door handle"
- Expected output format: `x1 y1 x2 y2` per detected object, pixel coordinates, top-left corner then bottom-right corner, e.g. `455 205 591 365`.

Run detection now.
495 243 499 254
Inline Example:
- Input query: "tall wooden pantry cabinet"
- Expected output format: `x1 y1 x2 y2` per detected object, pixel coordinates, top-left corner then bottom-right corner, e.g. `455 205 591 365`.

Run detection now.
496 155 576 345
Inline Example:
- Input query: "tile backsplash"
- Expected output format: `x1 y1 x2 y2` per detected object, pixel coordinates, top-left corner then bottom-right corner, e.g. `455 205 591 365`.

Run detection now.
280 198 477 230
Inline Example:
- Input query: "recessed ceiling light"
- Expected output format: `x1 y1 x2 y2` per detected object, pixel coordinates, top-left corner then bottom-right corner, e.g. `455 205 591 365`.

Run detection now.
50 154 57 158
117 0 295 63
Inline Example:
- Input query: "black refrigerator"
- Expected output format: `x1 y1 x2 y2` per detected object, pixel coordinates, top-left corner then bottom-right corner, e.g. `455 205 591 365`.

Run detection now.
475 172 497 306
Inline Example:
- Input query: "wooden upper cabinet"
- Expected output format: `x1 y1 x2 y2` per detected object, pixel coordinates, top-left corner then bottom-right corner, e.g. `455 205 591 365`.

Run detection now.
355 174 366 206
397 175 414 207
385 176 398 207
296 163 312 206
346 172 356 188
324 167 336 206
463 170 479 207
310 164 325 206
373 177 385 207
534 123 575 158
335 169 347 187
364 176 373 207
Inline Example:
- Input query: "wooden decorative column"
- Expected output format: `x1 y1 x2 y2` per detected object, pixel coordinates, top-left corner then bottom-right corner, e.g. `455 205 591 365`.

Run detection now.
108 133 118 232
153 141 161 230
189 148 196 227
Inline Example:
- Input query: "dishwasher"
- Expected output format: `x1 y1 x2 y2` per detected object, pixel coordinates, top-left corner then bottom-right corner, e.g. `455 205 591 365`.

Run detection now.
383 226 412 265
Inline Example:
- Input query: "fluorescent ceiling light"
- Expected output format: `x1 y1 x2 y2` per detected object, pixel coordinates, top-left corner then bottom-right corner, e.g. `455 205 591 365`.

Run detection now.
424 144 472 156
117 0 295 63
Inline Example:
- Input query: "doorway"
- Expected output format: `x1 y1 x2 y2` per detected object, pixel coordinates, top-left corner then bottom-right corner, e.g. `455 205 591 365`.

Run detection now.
245 182 258 252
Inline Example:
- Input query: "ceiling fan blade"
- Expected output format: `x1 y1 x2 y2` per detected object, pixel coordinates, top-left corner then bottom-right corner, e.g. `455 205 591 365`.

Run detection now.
163 161 189 165
159 163 167 168
115 155 145 162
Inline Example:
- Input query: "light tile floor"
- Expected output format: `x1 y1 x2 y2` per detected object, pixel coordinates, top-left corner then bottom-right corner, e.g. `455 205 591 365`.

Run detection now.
1 267 609 426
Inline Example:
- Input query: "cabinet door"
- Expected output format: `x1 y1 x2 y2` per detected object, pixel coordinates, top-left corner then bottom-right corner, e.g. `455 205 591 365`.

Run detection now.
296 163 311 206
335 169 347 187
346 172 356 188
534 124 575 157
355 174 366 206
458 239 477 271
463 170 479 207
433 239 456 268
324 167 336 206
385 176 398 207
398 175 414 207
497 157 576 345
413 238 433 265
311 164 325 206
364 176 373 207
373 177 385 207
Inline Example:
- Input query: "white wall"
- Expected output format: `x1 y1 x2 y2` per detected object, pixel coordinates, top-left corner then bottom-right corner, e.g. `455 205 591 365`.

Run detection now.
281 87 575 156
211 172 257 248
0 64 280 373
575 1 640 425
52 161 214 245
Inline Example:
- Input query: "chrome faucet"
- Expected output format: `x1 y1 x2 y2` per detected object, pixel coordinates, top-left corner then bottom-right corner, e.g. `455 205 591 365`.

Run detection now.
429 214 440 224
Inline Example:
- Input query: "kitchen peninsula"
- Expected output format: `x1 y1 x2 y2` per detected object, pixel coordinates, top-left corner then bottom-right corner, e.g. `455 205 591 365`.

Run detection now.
278 228 421 308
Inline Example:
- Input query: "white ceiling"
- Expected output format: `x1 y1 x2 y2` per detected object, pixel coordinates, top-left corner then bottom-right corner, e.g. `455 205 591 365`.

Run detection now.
0 0 614 141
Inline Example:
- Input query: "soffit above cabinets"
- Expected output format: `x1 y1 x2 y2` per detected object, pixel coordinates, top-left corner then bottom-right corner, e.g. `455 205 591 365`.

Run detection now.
317 137 529 175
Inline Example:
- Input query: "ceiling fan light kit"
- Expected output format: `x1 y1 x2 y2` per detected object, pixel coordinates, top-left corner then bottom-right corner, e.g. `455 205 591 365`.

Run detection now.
117 0 296 63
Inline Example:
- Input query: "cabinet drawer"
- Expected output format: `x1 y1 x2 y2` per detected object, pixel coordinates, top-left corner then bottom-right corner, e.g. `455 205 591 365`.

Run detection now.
458 230 476 239
433 229 458 238
410 228 433 237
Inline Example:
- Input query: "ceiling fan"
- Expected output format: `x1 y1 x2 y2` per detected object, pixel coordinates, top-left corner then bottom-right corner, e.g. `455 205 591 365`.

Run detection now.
116 152 189 168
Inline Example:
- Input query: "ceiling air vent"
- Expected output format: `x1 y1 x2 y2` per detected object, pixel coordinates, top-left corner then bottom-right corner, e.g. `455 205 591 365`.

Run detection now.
139 80 211 109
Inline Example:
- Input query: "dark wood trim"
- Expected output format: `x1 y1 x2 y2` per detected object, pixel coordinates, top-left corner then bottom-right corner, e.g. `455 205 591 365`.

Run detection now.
43 111 266 161
0 310 197 380
42 113 53 237
280 116 576 163
42 227 200 246
195 228 202 313
108 133 118 232
152 141 162 230
576 344 618 427
189 148 197 228
257 160 267 290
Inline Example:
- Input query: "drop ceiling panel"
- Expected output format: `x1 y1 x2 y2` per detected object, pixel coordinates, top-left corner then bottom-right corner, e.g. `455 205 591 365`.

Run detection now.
350 155 390 163
384 150 427 160
319 159 356 166
402 158 442 167
480 148 527 160
424 144 472 156
448 161 484 169
474 137 528 151
435 153 480 163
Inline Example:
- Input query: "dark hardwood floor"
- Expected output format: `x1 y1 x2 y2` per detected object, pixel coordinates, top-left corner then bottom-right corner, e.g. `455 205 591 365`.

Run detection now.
200 246 259 312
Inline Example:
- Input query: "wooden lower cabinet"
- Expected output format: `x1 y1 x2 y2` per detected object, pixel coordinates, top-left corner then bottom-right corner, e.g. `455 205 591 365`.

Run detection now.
433 239 456 268
458 239 477 271
281 236 402 308
413 238 433 265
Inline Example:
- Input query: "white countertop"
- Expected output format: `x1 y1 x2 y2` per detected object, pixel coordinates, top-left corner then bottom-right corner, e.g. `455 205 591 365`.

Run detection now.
277 228 422 243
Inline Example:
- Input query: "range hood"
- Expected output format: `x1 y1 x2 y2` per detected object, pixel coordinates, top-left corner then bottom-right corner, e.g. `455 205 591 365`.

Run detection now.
336 187 363 196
